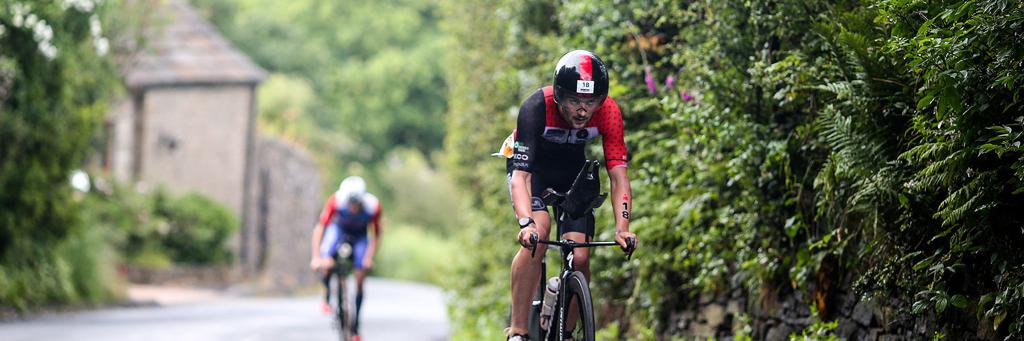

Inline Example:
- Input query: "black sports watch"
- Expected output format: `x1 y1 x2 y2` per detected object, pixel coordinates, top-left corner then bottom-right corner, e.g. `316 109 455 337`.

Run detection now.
518 216 535 229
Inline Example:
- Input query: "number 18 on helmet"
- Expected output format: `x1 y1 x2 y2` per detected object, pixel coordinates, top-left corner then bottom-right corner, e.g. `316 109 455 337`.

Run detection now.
552 50 609 106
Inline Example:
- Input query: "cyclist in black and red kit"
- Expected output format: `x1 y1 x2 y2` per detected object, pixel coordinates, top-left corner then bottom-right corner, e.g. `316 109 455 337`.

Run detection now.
503 50 638 340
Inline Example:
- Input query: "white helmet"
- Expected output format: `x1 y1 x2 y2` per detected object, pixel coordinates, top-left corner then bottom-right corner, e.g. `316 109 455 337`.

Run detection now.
338 176 367 203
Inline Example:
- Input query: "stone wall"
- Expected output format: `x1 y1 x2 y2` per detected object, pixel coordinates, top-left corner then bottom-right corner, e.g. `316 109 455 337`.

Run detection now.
663 282 995 341
239 134 322 292
137 85 254 216
105 97 135 179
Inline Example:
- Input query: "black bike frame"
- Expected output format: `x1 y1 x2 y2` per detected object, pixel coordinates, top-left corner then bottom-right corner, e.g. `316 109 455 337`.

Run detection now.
331 241 356 341
535 239 620 339
525 160 634 340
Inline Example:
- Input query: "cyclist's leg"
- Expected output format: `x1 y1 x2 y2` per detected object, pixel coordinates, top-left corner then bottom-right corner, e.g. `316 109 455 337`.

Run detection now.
561 213 595 280
319 223 341 309
560 212 595 336
508 172 554 336
320 270 332 313
350 235 369 335
352 269 366 334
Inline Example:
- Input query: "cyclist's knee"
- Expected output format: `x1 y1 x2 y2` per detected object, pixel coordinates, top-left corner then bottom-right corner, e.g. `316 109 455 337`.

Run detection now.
572 250 590 270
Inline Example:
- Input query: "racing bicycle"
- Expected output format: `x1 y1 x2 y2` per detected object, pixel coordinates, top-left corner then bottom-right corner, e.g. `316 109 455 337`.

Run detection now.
328 240 356 341
525 181 636 341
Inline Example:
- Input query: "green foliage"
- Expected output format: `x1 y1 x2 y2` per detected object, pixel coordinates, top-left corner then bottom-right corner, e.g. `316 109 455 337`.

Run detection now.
438 0 565 338
443 0 1024 339
0 213 121 311
0 0 120 310
192 1 459 264
192 0 448 190
151 190 238 265
256 73 317 145
373 223 456 286
378 148 462 234
791 306 840 341
81 181 238 266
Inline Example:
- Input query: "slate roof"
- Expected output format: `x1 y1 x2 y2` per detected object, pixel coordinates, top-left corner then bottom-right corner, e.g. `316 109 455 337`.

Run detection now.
124 0 266 88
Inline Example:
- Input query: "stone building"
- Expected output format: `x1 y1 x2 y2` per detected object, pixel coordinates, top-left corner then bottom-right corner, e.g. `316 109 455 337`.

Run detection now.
104 0 321 289
105 0 264 216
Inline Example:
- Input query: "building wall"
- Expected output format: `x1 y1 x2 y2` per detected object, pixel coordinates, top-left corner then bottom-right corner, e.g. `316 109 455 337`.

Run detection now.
106 97 135 179
138 85 252 215
241 134 322 291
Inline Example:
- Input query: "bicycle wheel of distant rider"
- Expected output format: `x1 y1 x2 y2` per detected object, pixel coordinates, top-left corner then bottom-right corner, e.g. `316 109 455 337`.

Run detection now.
335 270 352 341
558 271 595 341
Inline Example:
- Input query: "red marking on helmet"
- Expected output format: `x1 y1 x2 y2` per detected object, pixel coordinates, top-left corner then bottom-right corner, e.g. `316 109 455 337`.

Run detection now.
579 55 593 81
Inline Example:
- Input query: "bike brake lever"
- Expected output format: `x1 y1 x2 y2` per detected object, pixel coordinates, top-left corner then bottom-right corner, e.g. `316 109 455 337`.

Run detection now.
529 232 539 258
625 236 637 261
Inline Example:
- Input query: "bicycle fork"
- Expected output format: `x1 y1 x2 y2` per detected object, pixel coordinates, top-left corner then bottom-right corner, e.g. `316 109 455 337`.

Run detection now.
537 247 578 340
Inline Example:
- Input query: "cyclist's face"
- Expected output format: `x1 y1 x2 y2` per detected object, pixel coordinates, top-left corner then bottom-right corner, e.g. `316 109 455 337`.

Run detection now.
347 200 363 214
558 95 603 129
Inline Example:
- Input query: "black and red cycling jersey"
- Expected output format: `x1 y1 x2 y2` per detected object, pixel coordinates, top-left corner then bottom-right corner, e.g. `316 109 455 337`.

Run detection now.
508 86 628 173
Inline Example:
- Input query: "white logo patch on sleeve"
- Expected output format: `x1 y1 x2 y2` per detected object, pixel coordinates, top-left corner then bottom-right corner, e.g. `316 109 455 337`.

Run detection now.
576 80 594 94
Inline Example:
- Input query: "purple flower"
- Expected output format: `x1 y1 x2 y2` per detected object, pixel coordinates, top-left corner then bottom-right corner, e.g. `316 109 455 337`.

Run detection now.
681 90 694 102
664 75 675 90
644 66 657 94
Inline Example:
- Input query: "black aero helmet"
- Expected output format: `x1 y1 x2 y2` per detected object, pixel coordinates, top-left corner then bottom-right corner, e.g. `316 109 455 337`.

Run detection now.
552 50 609 105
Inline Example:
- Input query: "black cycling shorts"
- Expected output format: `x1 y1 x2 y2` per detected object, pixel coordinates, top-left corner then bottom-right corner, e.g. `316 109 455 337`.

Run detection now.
507 160 595 237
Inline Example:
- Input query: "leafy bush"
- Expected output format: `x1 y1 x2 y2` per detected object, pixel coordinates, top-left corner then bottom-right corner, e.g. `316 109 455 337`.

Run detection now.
373 223 457 286
151 190 238 265
378 148 463 234
0 0 120 310
441 0 1024 339
82 181 238 266
0 221 120 311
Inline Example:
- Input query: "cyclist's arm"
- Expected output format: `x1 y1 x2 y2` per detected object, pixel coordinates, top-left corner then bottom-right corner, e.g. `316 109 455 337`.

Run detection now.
311 195 337 259
510 90 545 223
311 223 325 259
608 166 632 233
364 203 382 265
510 170 534 221
597 97 632 235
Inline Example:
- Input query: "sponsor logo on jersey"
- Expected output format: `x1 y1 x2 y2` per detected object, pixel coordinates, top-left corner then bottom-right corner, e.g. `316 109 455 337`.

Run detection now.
575 129 589 139
514 141 529 153
542 127 600 144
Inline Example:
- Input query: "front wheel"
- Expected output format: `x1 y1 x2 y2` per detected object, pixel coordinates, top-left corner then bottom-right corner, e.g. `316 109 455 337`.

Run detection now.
335 273 352 341
558 271 595 341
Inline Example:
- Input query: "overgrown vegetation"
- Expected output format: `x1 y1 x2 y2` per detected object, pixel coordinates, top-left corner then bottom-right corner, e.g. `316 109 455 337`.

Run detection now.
0 0 121 310
194 0 463 285
81 181 239 267
192 0 449 194
0 0 241 311
442 0 1024 339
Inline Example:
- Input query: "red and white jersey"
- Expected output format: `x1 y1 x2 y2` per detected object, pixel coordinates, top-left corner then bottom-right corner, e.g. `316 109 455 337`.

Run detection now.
317 192 381 235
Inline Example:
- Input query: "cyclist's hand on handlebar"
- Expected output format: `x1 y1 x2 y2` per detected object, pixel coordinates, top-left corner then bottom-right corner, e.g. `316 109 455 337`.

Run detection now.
362 257 374 271
310 256 334 274
615 231 638 255
518 226 539 249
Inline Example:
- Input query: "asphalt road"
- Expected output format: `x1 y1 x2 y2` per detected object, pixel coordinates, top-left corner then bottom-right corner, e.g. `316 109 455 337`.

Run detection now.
0 278 449 341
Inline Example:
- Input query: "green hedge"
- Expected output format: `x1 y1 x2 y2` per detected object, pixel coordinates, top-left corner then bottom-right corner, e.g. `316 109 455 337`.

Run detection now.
81 181 238 267
441 0 1024 339
0 1 120 310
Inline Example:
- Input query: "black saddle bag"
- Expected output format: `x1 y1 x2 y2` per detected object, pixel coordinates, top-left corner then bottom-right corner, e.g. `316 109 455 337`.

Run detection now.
559 160 607 219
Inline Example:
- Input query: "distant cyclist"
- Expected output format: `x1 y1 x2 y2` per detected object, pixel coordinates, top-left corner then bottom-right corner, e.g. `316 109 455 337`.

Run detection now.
499 50 638 340
310 176 382 340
